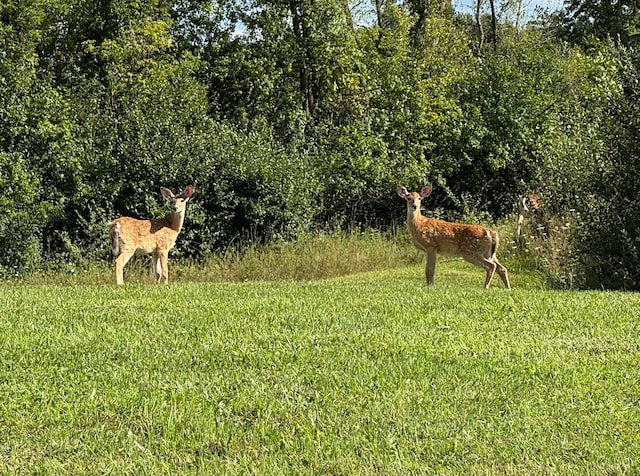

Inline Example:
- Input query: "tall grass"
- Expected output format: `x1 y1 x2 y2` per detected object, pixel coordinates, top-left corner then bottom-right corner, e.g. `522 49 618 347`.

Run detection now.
9 230 422 286
9 225 540 288
198 230 421 282
503 211 582 289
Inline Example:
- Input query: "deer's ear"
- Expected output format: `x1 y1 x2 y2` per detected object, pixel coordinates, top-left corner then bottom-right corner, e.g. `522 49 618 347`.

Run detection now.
420 184 432 198
183 185 194 199
397 186 409 198
160 187 174 200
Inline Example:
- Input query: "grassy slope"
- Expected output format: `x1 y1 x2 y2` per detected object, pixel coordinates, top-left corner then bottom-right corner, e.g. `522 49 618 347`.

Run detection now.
1 261 639 474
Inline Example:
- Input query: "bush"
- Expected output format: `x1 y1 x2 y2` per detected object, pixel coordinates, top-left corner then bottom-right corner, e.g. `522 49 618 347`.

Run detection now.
185 124 319 256
0 153 49 273
571 48 640 289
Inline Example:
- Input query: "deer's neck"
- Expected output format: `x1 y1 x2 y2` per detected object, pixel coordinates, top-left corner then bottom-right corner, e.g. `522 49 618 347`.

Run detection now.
407 206 426 226
162 212 185 233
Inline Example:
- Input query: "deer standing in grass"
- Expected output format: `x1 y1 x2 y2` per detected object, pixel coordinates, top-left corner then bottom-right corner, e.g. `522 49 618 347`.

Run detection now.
110 186 194 285
516 193 542 239
397 185 510 289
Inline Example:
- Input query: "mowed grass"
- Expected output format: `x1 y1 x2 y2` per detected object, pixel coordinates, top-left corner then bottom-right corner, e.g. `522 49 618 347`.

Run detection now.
1 261 639 474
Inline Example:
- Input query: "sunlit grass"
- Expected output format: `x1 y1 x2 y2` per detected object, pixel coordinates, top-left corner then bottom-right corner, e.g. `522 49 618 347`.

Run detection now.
1 260 639 474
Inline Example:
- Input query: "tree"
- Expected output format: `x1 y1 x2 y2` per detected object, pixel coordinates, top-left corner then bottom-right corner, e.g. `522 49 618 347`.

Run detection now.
406 0 454 46
559 0 640 46
0 0 73 269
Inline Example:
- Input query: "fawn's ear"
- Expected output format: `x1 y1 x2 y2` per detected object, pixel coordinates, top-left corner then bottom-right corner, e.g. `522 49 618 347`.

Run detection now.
183 185 194 199
420 184 432 198
397 186 409 198
160 187 175 200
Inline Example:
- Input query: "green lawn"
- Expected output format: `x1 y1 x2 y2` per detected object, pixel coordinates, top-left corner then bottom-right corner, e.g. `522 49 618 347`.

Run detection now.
1 261 639 474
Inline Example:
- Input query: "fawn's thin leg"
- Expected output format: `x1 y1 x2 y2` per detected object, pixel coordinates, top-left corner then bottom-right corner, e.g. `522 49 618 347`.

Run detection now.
425 249 437 285
464 255 497 289
494 259 511 289
152 252 162 283
483 260 497 289
115 249 134 285
158 251 169 284
516 213 525 238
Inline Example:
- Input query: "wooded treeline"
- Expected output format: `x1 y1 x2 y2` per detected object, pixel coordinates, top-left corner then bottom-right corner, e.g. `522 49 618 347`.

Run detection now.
1 0 639 289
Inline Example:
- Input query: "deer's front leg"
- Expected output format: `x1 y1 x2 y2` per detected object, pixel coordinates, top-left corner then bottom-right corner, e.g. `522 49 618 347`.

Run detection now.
516 213 525 238
425 249 437 286
152 252 162 283
158 251 169 284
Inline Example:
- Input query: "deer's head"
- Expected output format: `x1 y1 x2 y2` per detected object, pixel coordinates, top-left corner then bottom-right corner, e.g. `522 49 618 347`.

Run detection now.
161 185 194 216
397 185 432 212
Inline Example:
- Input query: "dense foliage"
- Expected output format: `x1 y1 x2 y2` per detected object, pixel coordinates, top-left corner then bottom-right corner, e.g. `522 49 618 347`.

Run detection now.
1 0 639 289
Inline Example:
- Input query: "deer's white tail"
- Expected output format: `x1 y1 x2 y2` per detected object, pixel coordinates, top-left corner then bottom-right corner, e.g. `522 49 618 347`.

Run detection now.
110 222 121 259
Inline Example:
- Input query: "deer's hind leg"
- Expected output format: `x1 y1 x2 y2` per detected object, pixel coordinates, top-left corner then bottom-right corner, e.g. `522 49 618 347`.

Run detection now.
463 254 497 289
114 248 135 285
492 257 510 289
481 259 498 289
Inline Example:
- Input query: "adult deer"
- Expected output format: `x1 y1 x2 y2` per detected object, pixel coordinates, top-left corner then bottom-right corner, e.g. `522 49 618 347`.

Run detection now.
397 185 510 289
110 185 194 285
516 193 542 239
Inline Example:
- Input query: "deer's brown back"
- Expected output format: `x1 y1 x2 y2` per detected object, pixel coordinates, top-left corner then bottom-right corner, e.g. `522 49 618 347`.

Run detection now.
111 216 180 254
411 216 493 255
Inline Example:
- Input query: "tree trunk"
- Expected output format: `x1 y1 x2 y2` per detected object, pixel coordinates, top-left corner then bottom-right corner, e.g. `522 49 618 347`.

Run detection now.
475 0 484 53
290 1 315 117
488 0 497 51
